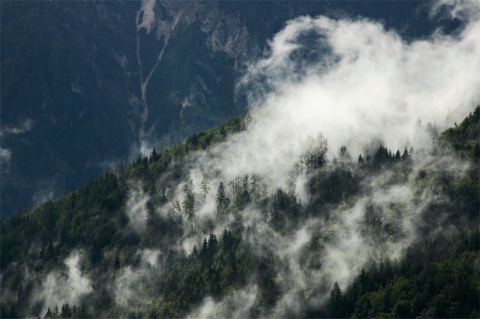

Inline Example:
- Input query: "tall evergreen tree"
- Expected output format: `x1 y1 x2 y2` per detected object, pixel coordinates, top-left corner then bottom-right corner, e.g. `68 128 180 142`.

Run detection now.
216 182 229 219
44 307 53 319
200 174 209 204
182 180 195 224
329 281 345 318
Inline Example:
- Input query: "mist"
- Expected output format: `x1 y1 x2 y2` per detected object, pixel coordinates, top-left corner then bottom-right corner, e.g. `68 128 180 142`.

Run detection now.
32 251 92 316
165 0 479 229
165 1 480 202
125 183 150 234
172 0 479 316
0 119 34 164
112 249 161 309
19 0 479 317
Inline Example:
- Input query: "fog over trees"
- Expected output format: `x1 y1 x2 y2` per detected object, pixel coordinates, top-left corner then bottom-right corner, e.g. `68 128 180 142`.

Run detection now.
1 0 479 318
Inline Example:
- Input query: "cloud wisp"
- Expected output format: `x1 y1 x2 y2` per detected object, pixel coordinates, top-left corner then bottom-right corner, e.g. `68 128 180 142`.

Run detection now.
125 182 150 234
32 251 92 315
0 119 34 164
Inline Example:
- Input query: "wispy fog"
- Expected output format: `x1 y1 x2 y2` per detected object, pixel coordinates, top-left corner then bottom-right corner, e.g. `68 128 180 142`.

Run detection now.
32 251 92 315
125 182 150 234
24 0 480 317
0 119 34 164
176 0 479 316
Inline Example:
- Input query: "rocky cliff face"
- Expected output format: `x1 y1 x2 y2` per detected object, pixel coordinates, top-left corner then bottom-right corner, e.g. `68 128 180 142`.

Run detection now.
133 0 254 154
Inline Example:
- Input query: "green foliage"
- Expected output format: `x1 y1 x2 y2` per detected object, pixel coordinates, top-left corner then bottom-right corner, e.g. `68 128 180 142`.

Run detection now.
338 240 480 319
440 105 480 160
1 173 126 270
301 135 328 173
182 180 195 223
329 282 344 318
216 182 230 221
1 107 479 318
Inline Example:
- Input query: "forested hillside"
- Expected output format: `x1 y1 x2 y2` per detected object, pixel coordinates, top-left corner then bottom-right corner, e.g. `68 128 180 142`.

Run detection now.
1 106 478 318
2 1 479 317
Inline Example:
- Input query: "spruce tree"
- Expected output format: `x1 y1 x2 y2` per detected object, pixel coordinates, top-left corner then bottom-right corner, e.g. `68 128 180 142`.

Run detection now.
329 282 344 318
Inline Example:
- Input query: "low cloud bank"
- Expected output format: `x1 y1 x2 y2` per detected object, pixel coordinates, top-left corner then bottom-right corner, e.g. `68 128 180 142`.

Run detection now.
180 0 479 316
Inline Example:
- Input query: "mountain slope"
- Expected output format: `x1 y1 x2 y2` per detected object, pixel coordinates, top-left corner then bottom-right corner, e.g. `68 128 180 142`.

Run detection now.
2 0 480 315
1 106 478 318
1 1 139 217
0 0 458 218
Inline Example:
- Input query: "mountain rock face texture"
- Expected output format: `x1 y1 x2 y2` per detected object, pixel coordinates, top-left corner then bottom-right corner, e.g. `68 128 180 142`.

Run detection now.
1 0 441 217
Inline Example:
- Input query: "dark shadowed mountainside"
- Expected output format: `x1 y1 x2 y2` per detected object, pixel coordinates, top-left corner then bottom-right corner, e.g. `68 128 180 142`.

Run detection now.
1 0 459 218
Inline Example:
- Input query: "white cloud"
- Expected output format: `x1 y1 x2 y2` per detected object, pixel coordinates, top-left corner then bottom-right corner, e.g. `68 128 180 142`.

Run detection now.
187 286 258 319
431 0 480 21
242 13 479 157
180 1 479 316
112 249 161 309
181 9 478 203
171 0 480 231
114 266 147 308
125 182 150 233
34 251 92 314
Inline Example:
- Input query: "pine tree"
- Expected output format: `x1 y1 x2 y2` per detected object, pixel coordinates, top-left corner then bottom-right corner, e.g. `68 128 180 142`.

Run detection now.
182 180 195 222
395 150 401 160
200 174 209 204
216 182 229 219
358 154 364 164
302 135 328 172
44 307 53 319
329 281 344 318
473 142 480 157
61 303 72 318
